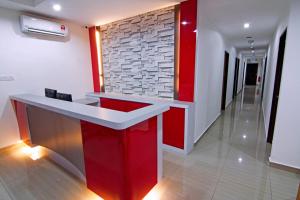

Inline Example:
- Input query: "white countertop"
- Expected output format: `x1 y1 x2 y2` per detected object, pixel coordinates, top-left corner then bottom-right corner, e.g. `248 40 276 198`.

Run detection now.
11 94 169 130
87 92 194 109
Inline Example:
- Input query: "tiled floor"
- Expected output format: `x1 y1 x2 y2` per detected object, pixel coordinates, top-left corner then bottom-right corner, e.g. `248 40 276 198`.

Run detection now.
154 86 299 200
0 86 299 200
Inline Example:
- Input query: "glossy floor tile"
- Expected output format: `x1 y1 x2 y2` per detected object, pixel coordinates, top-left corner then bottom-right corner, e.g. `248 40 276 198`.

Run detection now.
0 86 299 200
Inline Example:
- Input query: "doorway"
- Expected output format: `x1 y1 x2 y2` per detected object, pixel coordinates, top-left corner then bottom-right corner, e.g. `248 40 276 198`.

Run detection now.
245 63 258 85
232 58 240 98
242 61 246 89
267 29 287 144
221 51 230 110
261 57 268 100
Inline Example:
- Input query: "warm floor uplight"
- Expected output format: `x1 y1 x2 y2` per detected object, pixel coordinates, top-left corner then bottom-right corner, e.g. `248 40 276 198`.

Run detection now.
86 191 104 200
20 144 43 160
143 187 161 200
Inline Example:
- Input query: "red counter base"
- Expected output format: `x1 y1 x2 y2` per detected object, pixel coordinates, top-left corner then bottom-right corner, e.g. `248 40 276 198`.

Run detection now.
163 107 185 149
99 97 186 151
80 117 158 200
13 101 30 142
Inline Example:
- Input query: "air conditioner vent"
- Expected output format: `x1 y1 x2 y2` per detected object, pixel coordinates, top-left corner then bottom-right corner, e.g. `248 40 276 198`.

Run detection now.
20 15 68 37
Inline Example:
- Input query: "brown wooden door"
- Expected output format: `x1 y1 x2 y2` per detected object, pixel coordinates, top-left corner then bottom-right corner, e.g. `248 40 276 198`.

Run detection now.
245 63 258 85
221 51 230 110
267 29 287 144
232 58 240 98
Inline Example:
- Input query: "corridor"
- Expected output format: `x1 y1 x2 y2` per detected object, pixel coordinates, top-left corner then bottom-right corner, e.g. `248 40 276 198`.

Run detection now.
153 86 300 200
0 87 299 200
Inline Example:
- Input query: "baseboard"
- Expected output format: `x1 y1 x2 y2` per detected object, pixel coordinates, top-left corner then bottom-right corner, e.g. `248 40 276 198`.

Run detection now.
225 98 233 108
162 144 186 155
194 112 221 144
261 103 269 140
269 158 300 174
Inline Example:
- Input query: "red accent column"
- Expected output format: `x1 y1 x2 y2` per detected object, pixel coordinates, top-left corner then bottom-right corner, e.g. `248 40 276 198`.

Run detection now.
89 27 101 92
178 0 197 102
163 107 185 149
81 117 158 200
13 101 30 142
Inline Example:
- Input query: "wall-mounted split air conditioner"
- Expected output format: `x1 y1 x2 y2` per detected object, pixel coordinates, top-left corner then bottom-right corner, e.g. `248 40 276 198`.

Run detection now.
20 15 68 37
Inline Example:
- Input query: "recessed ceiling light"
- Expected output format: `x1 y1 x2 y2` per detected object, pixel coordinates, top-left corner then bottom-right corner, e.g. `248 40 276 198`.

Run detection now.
252 50 255 53
181 21 188 25
244 23 250 29
53 4 61 11
238 157 243 163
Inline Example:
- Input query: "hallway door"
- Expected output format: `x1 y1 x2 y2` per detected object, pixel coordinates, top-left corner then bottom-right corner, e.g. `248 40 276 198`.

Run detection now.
232 58 240 99
221 51 230 110
242 61 246 89
245 64 258 85
267 29 287 144
261 57 268 100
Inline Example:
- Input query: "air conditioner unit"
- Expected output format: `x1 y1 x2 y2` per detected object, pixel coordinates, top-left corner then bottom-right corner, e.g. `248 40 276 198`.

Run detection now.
20 15 68 37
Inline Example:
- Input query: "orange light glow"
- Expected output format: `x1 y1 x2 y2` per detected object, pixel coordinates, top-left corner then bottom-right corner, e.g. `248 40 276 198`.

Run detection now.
95 28 104 90
87 191 104 200
143 187 161 200
17 140 23 144
20 143 43 161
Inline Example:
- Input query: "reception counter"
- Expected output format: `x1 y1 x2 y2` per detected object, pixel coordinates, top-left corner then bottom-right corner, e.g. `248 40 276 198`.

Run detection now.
87 92 195 155
11 94 170 200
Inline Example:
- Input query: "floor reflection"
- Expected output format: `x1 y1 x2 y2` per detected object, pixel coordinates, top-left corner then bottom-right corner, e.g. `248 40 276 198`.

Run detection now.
0 86 299 200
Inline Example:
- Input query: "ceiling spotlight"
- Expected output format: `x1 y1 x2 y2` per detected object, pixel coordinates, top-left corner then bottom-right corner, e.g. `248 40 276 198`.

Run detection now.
238 157 243 163
181 21 188 25
252 50 255 53
244 23 250 29
53 4 62 11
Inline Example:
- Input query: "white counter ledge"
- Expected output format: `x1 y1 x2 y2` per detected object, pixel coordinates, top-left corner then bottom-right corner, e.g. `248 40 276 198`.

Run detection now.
10 94 170 130
86 92 194 109
86 92 195 155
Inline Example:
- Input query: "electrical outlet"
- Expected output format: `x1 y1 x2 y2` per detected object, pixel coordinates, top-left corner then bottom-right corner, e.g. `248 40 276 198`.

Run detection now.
0 75 15 81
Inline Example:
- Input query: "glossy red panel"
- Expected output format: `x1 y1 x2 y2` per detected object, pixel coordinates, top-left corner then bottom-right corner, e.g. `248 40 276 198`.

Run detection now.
89 27 101 93
13 101 30 142
163 107 185 149
80 117 157 200
178 0 197 102
100 98 150 112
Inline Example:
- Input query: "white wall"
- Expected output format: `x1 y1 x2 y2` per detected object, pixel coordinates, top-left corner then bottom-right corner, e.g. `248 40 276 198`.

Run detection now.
194 0 237 141
268 0 300 169
225 46 237 107
0 8 93 148
194 27 225 142
262 17 289 136
237 53 244 93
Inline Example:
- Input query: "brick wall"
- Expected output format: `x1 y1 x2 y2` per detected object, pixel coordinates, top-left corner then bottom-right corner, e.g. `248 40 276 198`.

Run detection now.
101 6 175 99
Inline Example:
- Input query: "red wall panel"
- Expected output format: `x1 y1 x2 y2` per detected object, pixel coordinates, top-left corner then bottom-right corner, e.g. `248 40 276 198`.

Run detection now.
13 101 30 142
100 98 150 112
89 27 101 93
163 107 185 149
81 117 157 200
178 0 197 102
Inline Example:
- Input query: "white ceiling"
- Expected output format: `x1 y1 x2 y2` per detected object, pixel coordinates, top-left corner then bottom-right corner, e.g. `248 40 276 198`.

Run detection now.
198 0 291 49
0 0 182 26
0 0 291 49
